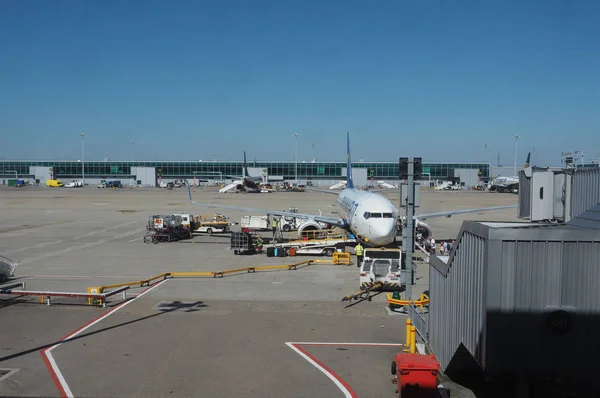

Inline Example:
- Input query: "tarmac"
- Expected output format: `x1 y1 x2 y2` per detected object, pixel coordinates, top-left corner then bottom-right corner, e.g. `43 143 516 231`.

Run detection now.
0 185 519 397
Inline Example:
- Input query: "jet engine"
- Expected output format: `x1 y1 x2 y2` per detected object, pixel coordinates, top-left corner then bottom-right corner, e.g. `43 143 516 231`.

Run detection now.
297 220 325 238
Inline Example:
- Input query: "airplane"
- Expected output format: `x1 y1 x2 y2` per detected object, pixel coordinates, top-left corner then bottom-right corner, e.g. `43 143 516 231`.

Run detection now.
217 151 265 193
489 153 530 193
187 132 518 247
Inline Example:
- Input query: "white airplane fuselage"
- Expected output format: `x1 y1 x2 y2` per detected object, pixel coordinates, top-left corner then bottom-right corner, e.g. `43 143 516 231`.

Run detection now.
336 188 398 247
494 176 519 185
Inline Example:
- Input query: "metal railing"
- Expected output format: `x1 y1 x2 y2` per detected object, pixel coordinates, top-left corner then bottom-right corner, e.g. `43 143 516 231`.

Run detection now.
408 302 429 344
1 258 349 308
0 282 130 308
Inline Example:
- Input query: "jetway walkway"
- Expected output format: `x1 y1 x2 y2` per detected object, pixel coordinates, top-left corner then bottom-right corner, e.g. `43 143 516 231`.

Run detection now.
0 258 350 308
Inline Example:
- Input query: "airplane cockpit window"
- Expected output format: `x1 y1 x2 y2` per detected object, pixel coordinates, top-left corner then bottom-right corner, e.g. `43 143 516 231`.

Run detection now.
383 213 394 218
363 212 371 219
370 213 382 218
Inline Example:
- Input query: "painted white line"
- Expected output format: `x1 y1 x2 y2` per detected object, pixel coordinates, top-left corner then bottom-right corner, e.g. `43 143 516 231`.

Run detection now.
19 227 141 266
385 307 408 316
2 240 64 256
288 342 404 346
285 342 404 398
128 238 140 242
286 343 354 398
42 279 168 398
0 368 20 382
5 221 139 257
44 351 74 397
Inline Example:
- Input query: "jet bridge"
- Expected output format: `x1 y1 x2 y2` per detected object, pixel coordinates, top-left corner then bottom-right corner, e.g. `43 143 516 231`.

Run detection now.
518 166 600 222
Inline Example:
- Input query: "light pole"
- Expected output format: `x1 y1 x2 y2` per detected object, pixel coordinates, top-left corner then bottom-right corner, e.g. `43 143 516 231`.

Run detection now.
513 135 520 176
294 133 299 182
130 140 135 162
482 143 490 178
80 133 86 185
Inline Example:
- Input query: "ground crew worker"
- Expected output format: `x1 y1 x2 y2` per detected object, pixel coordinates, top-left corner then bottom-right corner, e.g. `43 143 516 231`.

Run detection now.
256 234 264 253
355 242 364 267
272 217 278 238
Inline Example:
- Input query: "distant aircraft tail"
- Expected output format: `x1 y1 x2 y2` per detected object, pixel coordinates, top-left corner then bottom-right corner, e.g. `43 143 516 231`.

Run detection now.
524 152 531 168
243 151 250 179
346 131 354 189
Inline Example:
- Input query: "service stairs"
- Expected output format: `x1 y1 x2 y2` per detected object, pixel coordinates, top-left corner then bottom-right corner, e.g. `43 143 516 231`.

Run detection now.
219 181 242 193
329 181 347 190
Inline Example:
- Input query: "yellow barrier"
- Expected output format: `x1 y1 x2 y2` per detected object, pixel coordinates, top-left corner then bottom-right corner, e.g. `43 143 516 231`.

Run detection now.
410 325 416 353
402 320 417 354
89 260 316 305
99 272 171 291
332 252 351 265
386 293 430 308
87 286 103 306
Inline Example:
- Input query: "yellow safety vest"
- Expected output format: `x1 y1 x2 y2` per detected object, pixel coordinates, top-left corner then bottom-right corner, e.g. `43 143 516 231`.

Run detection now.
355 245 363 256
272 219 278 227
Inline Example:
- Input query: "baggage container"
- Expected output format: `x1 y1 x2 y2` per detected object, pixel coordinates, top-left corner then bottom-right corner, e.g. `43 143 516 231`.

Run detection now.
391 353 439 397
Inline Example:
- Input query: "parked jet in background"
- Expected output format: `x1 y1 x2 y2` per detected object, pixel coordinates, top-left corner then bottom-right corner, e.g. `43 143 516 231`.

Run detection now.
217 151 264 193
489 153 530 193
188 132 517 247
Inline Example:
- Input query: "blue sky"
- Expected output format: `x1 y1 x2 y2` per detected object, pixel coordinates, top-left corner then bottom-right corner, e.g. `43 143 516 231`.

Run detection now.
1 0 599 165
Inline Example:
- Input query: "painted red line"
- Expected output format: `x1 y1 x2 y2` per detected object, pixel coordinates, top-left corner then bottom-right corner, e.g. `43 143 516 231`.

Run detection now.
40 351 69 398
40 281 163 397
292 343 358 398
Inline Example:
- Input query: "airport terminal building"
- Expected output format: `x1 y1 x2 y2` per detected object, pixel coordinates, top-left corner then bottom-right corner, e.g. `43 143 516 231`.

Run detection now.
0 159 490 187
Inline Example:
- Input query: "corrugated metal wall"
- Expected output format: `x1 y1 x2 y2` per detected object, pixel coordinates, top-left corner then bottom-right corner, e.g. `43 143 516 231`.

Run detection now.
487 239 600 372
430 223 600 374
429 231 486 371
571 168 600 219
518 170 531 218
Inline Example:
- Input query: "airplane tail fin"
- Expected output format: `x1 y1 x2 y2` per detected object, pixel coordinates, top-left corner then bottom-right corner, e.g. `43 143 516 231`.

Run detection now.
346 131 354 189
524 152 531 168
243 151 250 179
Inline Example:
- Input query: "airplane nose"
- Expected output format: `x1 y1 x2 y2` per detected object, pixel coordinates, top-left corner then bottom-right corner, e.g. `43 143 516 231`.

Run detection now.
369 221 397 246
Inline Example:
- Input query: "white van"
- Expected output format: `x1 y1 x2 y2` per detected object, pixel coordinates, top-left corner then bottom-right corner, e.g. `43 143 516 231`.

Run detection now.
65 181 83 188
359 248 406 291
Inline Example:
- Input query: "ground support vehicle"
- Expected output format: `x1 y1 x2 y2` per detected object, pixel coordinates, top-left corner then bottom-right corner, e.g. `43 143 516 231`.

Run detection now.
359 248 412 291
265 231 355 257
46 179 64 187
192 214 233 234
144 215 192 243
230 231 259 255
240 207 302 232
0 255 19 283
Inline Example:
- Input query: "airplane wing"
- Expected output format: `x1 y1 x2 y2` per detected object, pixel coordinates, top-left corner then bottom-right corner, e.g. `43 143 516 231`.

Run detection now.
220 174 263 182
305 187 340 195
417 205 518 220
368 188 393 193
186 183 344 226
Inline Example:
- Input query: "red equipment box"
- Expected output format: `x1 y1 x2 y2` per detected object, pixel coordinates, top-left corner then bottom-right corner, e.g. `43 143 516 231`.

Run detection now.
391 353 440 397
